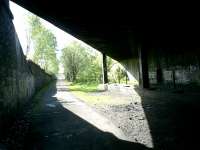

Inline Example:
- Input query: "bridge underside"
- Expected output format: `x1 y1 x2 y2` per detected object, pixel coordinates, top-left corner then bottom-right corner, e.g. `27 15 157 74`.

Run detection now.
11 0 200 59
10 0 200 89
1 1 200 149
0 0 199 89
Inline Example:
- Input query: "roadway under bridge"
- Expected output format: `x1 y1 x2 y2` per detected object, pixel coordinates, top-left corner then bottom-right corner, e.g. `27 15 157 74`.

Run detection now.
1 0 200 150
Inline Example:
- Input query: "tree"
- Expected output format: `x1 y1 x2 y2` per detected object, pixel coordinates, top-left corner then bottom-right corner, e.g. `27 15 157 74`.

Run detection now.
108 62 128 84
27 15 58 74
62 41 102 83
77 53 102 83
115 66 127 84
107 56 114 72
62 42 89 82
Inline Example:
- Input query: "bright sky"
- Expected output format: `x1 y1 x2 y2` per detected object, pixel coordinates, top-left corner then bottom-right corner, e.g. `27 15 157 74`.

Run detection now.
10 2 96 59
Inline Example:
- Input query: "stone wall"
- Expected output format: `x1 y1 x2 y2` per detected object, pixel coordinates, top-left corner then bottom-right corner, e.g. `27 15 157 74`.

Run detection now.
0 0 53 118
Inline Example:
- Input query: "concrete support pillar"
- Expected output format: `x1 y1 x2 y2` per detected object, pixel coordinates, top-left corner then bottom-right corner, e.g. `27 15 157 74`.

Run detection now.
155 49 163 84
156 67 163 84
102 53 108 84
138 47 149 88
172 69 176 88
156 59 163 84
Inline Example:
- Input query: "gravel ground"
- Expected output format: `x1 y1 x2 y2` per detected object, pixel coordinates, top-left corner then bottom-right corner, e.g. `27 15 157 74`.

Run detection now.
94 104 153 148
2 83 200 150
89 84 200 150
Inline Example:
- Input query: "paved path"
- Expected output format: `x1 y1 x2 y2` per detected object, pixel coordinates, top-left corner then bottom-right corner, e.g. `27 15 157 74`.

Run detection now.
29 80 149 150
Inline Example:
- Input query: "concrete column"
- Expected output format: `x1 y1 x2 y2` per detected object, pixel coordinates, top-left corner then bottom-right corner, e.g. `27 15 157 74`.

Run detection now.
138 47 149 88
156 57 163 84
156 67 163 84
102 53 108 84
172 69 176 88
155 49 163 84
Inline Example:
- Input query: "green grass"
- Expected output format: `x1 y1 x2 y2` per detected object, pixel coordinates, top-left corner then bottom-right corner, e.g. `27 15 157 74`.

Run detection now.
70 91 112 105
68 82 131 105
68 82 110 105
68 82 100 92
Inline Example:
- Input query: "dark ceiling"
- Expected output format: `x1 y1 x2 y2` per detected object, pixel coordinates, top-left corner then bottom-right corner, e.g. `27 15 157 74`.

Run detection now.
11 0 200 60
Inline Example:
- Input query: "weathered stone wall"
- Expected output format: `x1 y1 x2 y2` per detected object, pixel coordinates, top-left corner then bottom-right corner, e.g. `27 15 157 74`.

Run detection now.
28 60 52 90
0 0 52 117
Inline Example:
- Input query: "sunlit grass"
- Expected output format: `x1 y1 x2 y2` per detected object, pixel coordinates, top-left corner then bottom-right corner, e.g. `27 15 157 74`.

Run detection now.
68 82 99 92
68 82 131 105
68 82 109 105
70 91 113 105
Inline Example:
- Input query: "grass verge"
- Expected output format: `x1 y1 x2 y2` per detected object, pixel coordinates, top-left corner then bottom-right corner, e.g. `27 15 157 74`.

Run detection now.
68 82 99 92
68 82 130 105
68 82 110 105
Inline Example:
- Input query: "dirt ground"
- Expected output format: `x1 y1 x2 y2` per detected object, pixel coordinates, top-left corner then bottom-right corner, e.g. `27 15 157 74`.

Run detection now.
1 82 200 150
80 84 200 150
3 81 150 150
87 84 153 148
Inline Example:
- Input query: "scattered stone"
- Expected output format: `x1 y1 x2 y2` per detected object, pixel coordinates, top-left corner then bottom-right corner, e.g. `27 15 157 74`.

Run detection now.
138 117 145 120
129 117 132 120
